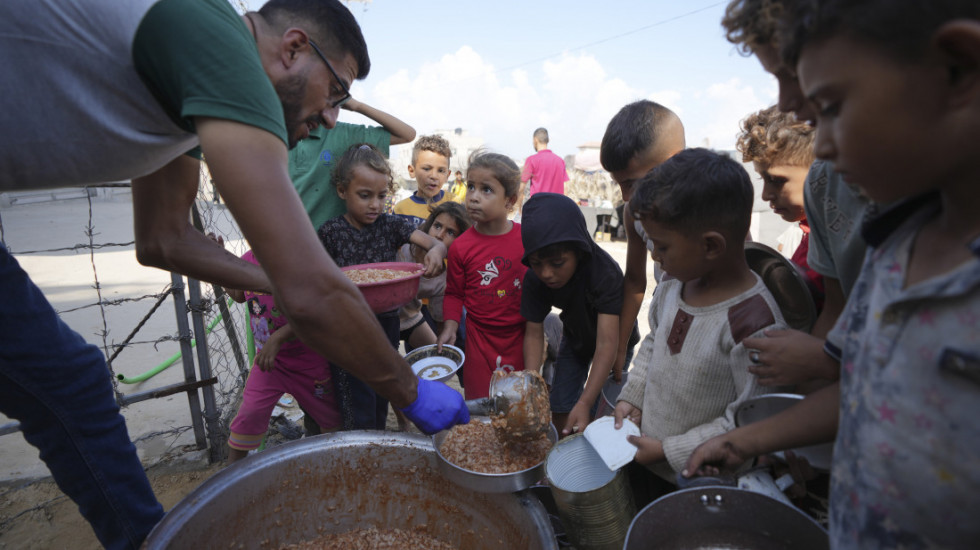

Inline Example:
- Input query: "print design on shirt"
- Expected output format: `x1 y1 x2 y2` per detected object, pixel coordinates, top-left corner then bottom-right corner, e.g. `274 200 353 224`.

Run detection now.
478 256 512 286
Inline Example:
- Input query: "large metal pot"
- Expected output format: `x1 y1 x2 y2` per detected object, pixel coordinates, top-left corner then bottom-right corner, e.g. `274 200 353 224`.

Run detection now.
624 486 828 550
144 431 557 549
433 417 559 493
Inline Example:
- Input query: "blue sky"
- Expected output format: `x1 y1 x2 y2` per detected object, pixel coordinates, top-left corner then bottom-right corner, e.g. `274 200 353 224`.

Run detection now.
238 0 777 163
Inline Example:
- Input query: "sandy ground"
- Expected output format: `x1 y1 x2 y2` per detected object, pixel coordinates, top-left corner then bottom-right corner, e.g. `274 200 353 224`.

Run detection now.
0 192 790 547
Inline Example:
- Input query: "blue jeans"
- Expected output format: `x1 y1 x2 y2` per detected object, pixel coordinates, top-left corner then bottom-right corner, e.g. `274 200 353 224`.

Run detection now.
550 337 635 415
0 247 164 549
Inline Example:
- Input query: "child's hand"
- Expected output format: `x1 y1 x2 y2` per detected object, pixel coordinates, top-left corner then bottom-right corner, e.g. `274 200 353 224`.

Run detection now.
254 340 280 372
436 321 458 352
625 434 664 465
421 245 446 278
563 402 593 436
613 401 642 430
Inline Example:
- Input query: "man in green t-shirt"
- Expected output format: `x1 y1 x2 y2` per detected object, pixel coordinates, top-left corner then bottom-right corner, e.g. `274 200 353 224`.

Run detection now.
290 99 415 230
0 1 467 548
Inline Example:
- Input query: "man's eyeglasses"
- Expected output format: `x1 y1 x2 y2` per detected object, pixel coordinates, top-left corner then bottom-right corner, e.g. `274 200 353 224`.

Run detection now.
308 39 352 109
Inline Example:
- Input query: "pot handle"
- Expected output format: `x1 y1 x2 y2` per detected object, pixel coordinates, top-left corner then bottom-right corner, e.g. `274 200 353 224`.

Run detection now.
464 398 493 416
674 472 737 489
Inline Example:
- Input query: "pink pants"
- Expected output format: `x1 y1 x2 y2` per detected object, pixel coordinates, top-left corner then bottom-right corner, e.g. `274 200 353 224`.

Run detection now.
228 356 340 451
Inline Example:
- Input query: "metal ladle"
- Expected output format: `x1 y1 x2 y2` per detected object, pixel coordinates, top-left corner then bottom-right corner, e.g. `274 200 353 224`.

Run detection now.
465 370 551 441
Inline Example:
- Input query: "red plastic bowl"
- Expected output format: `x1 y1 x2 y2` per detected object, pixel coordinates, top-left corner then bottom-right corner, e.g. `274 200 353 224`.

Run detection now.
340 262 424 314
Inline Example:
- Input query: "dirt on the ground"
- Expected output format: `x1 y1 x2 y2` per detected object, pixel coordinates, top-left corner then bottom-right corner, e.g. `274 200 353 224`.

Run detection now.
0 459 224 550
0 403 419 549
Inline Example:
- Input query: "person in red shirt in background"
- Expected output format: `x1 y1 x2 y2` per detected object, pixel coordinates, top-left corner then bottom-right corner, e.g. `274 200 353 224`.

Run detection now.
737 105 823 310
518 127 569 216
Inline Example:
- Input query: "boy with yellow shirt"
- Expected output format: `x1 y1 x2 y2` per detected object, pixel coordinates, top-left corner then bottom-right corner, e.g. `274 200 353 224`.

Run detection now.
394 135 456 227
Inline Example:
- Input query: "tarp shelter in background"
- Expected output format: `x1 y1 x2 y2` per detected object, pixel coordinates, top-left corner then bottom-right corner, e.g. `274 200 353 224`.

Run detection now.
564 142 622 239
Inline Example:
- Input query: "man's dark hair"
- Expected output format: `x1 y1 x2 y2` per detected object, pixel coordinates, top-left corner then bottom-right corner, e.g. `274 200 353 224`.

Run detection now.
533 128 549 144
600 100 683 173
629 148 754 241
259 0 370 79
782 0 980 65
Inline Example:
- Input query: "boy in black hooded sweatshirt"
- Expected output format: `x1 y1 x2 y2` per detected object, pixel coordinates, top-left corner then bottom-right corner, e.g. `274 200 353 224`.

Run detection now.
520 193 640 437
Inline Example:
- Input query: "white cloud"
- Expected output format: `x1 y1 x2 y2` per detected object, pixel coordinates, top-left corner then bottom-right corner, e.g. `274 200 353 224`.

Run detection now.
682 78 777 150
357 48 646 161
353 47 776 163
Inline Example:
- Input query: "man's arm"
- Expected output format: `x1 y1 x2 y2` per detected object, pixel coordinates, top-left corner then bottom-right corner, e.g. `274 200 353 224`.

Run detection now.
195 118 420 407
343 99 415 145
132 155 273 293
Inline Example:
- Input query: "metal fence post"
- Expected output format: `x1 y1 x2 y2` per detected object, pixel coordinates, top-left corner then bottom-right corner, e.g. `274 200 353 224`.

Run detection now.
169 273 208 450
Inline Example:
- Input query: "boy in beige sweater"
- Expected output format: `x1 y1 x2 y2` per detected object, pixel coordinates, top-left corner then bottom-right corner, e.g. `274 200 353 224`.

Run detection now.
614 148 787 493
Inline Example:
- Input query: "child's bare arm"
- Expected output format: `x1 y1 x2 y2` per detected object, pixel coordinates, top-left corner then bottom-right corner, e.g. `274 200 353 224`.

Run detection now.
809 277 844 339
409 230 447 278
683 382 840 478
342 99 415 145
436 319 458 350
618 207 648 367
564 313 619 435
523 321 545 372
255 324 296 372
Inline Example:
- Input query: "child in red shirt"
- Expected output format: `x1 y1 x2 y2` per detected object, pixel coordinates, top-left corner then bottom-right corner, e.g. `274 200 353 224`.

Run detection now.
439 150 527 399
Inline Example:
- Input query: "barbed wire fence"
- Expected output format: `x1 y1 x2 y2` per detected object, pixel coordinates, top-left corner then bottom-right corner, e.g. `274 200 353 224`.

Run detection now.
0 165 253 470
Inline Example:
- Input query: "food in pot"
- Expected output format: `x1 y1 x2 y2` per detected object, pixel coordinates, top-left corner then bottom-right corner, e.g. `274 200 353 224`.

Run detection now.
343 268 416 285
280 526 454 550
440 419 553 474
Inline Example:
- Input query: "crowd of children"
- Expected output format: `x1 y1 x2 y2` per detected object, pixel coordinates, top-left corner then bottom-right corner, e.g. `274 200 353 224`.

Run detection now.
219 1 980 546
316 143 446 430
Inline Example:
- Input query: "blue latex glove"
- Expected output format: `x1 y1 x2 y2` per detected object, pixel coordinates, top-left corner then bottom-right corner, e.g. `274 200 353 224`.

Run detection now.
399 378 469 435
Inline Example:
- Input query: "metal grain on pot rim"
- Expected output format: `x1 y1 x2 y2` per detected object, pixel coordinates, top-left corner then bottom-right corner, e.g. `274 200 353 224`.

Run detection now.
433 417 558 493
144 431 557 549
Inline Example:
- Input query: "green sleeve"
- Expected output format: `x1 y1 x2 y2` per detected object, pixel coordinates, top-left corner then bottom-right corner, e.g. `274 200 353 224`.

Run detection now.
132 0 287 145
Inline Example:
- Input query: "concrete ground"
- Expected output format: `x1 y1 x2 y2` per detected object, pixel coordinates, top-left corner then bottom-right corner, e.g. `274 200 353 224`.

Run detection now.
0 191 791 483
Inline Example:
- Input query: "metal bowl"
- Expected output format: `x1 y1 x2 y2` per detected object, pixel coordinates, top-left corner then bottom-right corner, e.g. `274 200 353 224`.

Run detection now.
404 344 464 382
340 261 423 313
433 417 559 493
735 393 834 471
144 431 557 549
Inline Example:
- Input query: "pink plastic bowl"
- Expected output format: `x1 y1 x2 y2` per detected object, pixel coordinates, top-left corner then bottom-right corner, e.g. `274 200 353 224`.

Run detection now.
340 262 424 314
